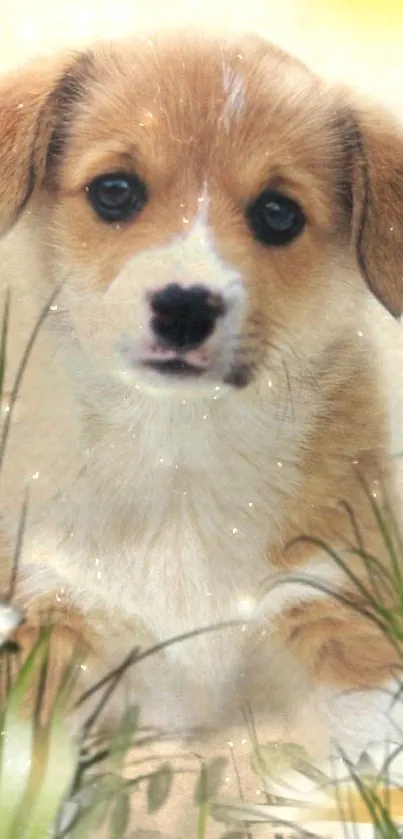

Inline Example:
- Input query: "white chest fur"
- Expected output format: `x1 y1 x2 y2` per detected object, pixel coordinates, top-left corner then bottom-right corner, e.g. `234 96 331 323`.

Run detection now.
60 385 304 630
40 384 315 728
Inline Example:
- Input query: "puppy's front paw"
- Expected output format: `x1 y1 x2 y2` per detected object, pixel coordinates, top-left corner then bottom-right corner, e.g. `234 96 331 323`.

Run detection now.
3 619 92 724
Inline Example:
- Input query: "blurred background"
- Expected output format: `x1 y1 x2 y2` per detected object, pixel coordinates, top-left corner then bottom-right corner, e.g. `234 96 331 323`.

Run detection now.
1 0 403 113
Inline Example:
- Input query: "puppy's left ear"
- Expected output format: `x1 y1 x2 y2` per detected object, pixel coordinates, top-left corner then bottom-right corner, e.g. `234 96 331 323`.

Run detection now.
0 51 89 234
347 101 403 317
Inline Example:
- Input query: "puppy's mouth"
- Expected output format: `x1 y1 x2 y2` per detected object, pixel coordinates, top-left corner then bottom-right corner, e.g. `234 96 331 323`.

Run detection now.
141 353 253 389
142 357 207 377
119 339 253 392
138 339 213 380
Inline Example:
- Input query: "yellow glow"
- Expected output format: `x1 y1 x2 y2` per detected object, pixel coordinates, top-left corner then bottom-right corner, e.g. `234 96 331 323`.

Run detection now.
309 0 403 30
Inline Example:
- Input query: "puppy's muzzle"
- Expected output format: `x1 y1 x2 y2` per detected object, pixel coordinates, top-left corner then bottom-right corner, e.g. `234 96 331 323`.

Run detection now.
150 283 226 350
143 283 226 375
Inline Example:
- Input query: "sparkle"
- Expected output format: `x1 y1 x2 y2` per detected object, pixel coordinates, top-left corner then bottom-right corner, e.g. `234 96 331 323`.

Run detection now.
20 21 39 42
227 740 234 748
237 597 256 618
0 603 22 642
182 217 189 225
32 471 40 480
268 379 273 388
232 527 239 534
80 664 87 672
277 461 283 468
49 304 58 312
248 501 253 508
357 329 364 337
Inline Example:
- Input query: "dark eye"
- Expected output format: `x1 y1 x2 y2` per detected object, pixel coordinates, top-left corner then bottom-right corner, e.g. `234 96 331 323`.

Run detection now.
246 190 306 246
86 173 148 223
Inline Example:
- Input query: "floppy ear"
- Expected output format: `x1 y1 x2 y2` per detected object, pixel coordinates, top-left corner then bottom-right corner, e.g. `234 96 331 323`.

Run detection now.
348 101 403 317
0 51 89 233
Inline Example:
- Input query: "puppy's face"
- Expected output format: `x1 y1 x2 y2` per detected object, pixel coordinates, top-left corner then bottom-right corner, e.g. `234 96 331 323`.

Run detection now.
1 33 403 398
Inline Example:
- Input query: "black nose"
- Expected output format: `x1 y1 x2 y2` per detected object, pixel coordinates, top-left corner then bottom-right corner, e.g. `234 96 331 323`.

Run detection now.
150 284 226 350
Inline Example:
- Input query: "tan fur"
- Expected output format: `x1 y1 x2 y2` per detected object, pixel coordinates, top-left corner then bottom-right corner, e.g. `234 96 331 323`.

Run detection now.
0 31 403 758
276 595 400 689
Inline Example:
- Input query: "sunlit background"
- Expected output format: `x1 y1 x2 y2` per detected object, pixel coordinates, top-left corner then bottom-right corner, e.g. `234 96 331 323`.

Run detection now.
1 2 403 836
1 0 403 114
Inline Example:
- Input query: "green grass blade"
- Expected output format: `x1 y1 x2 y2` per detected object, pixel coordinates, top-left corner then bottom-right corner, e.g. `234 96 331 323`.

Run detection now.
356 471 403 596
147 761 173 814
0 633 50 836
108 704 139 772
0 289 10 408
20 714 78 839
109 789 130 839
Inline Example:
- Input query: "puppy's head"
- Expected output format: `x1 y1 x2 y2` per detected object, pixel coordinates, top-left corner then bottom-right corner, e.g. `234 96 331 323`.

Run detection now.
1 33 403 399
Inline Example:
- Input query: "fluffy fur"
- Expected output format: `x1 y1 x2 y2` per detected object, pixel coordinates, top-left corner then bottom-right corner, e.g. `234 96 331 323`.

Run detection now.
1 30 403 758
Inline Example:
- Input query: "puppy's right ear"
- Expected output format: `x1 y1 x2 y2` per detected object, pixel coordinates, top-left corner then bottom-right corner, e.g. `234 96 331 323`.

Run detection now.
0 52 89 234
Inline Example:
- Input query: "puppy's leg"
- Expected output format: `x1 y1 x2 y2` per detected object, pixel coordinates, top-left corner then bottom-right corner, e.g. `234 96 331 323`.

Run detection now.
0 560 119 733
274 595 403 760
1 597 100 726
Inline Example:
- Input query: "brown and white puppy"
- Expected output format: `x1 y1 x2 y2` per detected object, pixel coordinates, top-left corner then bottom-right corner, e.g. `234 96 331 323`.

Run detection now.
0 30 403 758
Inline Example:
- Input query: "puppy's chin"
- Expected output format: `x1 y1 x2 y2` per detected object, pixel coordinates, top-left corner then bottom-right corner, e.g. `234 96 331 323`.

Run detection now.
113 340 253 398
116 362 232 400
113 357 255 400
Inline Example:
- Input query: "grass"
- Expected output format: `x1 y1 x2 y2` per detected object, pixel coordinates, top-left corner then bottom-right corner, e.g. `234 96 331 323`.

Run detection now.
0 624 233 838
1 295 403 837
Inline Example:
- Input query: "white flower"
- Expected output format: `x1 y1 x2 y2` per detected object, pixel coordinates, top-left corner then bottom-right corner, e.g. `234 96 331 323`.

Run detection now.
0 601 22 646
216 741 403 839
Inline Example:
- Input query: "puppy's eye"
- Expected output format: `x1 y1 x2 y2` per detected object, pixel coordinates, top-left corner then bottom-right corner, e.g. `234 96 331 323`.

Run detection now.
86 173 148 223
247 190 305 246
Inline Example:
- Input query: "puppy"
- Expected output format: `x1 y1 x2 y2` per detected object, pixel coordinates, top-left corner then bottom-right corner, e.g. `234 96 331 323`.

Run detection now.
0 30 403 759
